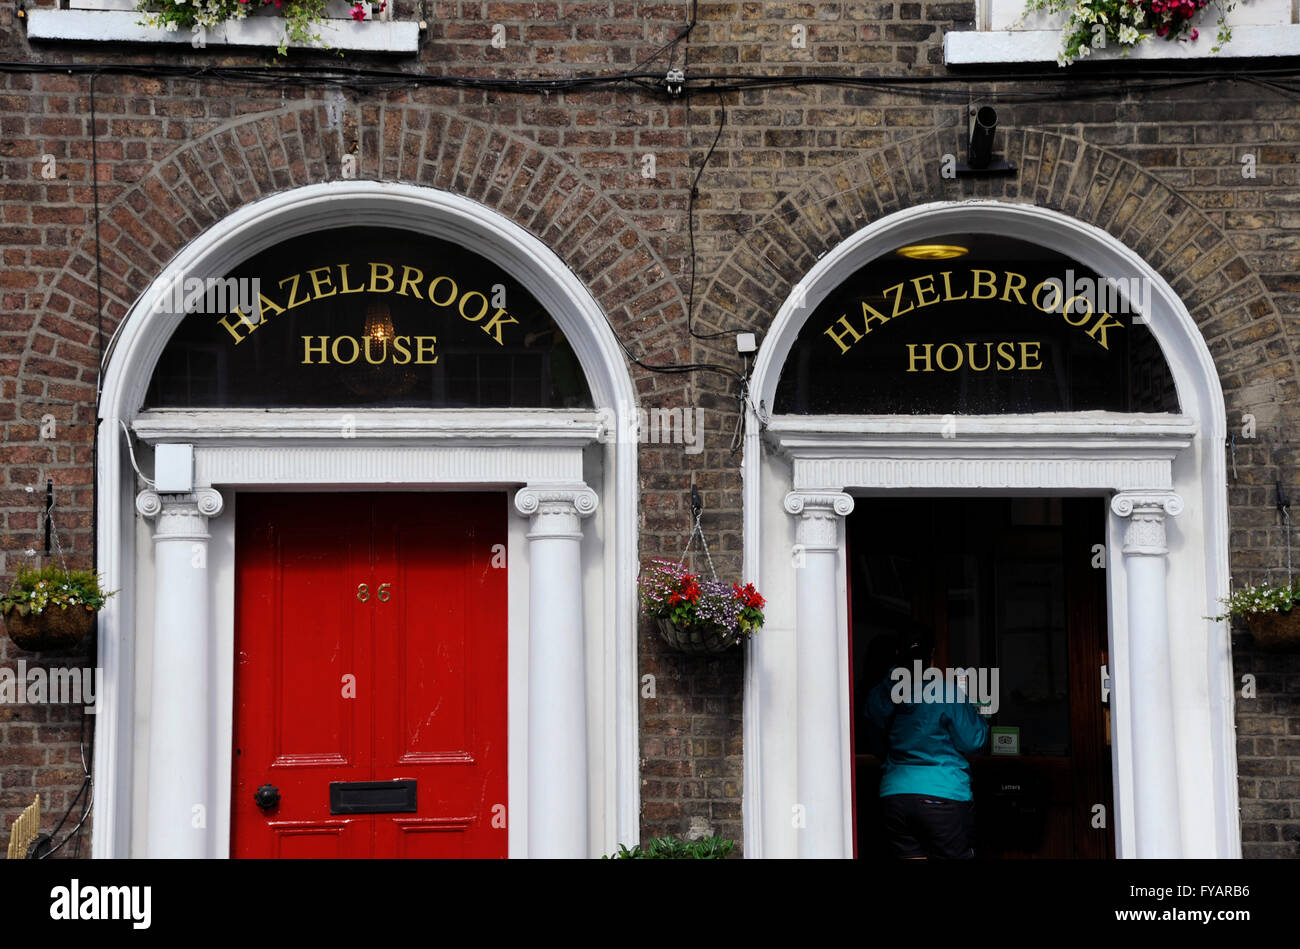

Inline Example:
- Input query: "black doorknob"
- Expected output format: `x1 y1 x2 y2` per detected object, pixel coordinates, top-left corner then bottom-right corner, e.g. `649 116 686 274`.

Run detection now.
254 783 280 810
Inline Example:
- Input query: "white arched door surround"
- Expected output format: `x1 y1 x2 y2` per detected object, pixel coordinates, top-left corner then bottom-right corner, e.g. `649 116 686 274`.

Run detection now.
93 181 640 858
742 200 1238 859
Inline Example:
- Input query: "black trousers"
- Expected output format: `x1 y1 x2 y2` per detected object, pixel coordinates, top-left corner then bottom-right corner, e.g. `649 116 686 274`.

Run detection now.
880 793 976 860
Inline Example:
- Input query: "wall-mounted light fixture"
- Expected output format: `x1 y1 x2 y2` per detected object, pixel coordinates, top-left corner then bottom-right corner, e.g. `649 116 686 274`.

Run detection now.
956 106 1017 177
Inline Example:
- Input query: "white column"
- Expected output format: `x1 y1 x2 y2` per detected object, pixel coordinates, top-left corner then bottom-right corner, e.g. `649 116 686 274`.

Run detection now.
514 483 598 858
1111 490 1183 858
783 490 855 859
135 487 223 859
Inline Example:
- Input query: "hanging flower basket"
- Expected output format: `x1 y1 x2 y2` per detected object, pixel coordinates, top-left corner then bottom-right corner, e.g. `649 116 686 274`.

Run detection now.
656 617 742 657
1244 608 1300 652
639 559 765 657
1212 577 1300 653
1 566 112 653
3 607 95 653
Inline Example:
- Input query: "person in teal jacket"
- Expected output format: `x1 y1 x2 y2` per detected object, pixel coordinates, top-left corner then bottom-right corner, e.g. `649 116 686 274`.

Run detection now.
865 622 989 859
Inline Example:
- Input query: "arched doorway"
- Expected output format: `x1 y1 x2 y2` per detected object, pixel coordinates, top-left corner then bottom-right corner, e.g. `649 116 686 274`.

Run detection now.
92 181 640 858
742 201 1238 859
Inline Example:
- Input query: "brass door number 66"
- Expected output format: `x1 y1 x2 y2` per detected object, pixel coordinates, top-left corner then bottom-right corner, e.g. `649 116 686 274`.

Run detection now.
356 583 392 603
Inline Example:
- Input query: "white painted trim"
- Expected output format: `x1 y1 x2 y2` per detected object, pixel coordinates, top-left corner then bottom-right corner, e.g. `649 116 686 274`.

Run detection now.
94 181 640 859
26 9 420 53
743 200 1237 860
944 25 1300 64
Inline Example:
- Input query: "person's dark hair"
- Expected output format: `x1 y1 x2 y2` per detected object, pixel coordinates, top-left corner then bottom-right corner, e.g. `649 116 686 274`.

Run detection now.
896 620 934 664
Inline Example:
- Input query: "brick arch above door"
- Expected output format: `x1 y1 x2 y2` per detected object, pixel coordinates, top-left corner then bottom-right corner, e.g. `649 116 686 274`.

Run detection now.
693 127 1298 420
29 100 688 397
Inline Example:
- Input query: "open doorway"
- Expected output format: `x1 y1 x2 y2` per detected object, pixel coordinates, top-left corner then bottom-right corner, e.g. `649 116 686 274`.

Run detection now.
849 497 1114 859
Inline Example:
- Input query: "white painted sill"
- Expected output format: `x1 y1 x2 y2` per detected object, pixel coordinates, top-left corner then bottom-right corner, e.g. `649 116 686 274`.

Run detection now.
946 23 1300 64
26 0 420 53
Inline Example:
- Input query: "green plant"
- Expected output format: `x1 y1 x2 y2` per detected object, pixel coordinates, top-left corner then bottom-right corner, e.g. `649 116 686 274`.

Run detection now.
0 565 114 619
1210 577 1300 622
135 0 333 56
1021 0 1235 66
604 835 736 859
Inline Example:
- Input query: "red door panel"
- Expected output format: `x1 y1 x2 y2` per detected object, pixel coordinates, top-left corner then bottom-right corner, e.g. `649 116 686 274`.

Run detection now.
232 492 507 859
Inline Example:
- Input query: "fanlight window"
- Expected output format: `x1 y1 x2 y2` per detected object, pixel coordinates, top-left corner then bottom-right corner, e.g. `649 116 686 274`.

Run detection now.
145 226 593 409
774 234 1179 415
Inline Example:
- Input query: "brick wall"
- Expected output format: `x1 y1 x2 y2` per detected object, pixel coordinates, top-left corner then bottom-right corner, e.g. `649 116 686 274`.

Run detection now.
0 0 1297 855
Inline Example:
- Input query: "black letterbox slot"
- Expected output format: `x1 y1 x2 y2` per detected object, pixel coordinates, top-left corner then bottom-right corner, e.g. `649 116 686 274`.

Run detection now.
329 779 418 815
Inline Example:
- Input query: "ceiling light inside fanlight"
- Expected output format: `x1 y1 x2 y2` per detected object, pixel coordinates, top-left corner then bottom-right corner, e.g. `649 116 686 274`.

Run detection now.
364 301 395 343
895 244 969 260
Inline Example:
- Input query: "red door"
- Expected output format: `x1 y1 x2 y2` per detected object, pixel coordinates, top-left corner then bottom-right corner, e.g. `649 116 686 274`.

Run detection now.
231 492 507 858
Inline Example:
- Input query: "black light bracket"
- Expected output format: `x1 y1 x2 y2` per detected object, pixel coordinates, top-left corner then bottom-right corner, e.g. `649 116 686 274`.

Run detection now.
955 105 1018 178
1278 480 1291 518
690 483 703 521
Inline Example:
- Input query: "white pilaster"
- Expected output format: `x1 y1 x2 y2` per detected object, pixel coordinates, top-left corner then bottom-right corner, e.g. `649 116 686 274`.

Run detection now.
135 487 223 859
783 490 855 858
1111 490 1183 858
514 483 598 858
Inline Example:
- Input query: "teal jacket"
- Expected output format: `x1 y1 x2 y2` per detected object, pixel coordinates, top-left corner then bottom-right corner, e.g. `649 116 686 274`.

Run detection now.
865 667 989 802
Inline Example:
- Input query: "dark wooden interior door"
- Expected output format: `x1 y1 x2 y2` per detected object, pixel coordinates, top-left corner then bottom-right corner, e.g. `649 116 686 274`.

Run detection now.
849 497 1114 859
231 492 508 859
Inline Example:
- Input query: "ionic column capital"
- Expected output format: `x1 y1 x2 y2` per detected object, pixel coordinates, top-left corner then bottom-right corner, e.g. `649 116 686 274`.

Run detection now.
1110 490 1183 556
514 483 598 540
784 491 855 551
135 488 224 540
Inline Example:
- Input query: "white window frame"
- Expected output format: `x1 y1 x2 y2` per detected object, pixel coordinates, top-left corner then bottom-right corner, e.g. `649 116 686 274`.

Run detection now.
948 0 1300 63
29 0 419 53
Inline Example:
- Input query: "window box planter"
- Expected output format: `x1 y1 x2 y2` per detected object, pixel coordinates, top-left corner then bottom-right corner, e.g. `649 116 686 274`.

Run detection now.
26 0 420 54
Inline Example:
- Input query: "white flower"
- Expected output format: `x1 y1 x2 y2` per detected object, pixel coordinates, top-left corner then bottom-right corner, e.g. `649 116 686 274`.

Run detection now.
165 19 179 29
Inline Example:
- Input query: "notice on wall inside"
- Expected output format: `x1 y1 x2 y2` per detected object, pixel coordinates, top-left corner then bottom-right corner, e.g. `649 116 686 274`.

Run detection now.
990 726 1021 756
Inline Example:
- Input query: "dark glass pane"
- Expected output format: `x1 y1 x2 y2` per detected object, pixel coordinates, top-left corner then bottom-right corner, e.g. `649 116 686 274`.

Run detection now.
774 234 1179 414
144 226 594 409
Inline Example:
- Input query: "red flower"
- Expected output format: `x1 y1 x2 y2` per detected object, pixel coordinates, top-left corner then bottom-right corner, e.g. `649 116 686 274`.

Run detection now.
350 2 367 19
733 582 765 609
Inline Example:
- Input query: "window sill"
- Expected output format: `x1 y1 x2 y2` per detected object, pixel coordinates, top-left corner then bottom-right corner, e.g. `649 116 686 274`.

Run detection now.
944 24 1300 64
26 8 421 53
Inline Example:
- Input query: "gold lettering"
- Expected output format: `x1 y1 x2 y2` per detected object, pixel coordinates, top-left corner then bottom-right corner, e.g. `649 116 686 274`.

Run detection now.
368 263 395 294
970 270 998 300
279 272 311 310
1062 295 1092 327
1000 272 1028 306
911 274 940 308
824 315 863 355
1087 312 1124 350
459 291 489 323
332 336 360 365
338 263 365 294
995 341 1017 370
883 282 914 319
364 336 387 365
428 276 458 307
1032 280 1060 312
480 307 518 345
397 266 425 299
1020 341 1042 370
906 343 932 372
301 335 329 364
861 301 889 333
219 309 258 344
935 342 963 372
255 293 286 322
308 266 336 300
940 271 967 302
414 336 439 364
966 341 992 371
392 336 412 365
